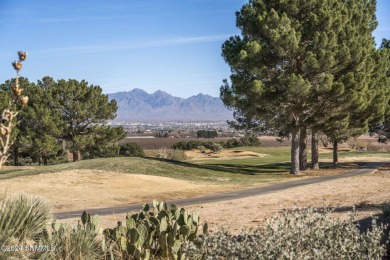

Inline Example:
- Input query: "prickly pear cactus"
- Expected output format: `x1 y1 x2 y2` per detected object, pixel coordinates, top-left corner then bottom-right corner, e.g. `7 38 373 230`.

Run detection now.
102 200 208 259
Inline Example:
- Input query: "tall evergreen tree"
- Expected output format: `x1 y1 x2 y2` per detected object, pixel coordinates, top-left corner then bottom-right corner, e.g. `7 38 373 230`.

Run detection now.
19 82 63 165
221 0 378 174
50 79 118 161
369 39 390 142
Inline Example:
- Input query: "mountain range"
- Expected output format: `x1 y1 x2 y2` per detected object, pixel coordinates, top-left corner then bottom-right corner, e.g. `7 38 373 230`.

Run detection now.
107 88 233 121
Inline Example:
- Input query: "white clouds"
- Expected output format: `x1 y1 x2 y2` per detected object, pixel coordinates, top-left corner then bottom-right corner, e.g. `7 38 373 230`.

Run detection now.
32 34 232 58
33 15 136 23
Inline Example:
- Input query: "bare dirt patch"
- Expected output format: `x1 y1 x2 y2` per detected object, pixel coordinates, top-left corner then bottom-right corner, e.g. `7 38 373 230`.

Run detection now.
0 170 240 212
186 149 270 160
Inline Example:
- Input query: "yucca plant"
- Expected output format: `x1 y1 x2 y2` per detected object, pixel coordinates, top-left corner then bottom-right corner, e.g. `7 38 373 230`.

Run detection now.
38 216 104 259
0 193 52 259
0 193 51 242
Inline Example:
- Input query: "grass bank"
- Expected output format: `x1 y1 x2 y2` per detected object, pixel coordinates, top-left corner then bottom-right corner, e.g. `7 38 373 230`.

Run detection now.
0 157 284 185
1 147 388 184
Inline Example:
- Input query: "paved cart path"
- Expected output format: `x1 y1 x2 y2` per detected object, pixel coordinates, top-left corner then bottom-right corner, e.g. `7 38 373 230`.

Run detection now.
54 162 385 220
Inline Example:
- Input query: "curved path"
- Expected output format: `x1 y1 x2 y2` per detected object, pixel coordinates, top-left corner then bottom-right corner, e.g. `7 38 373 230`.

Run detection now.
54 162 385 220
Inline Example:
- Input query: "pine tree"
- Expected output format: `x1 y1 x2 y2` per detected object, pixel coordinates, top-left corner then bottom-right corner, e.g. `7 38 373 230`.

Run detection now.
19 83 63 165
221 0 378 174
81 125 126 159
369 39 390 142
50 79 118 161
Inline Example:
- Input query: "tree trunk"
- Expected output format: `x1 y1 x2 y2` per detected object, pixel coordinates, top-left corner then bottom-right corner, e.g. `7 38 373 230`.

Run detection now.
311 132 320 169
299 127 307 171
38 157 42 166
43 157 48 165
333 140 338 166
13 146 19 166
72 151 79 162
290 127 300 175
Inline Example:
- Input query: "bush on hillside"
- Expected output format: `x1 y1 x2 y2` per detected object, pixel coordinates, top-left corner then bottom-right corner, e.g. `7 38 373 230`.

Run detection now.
168 149 187 160
156 148 187 161
210 143 223 154
223 138 242 148
119 142 145 157
172 141 213 150
197 145 206 153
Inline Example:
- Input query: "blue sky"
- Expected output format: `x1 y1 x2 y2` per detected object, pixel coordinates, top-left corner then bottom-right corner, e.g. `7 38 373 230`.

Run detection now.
0 0 388 98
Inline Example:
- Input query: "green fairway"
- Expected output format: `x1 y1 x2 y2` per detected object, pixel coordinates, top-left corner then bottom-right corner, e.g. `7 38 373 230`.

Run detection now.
192 146 390 175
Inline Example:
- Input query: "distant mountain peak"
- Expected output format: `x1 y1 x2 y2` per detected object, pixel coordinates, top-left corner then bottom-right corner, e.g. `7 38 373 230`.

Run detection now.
107 88 232 121
131 88 148 94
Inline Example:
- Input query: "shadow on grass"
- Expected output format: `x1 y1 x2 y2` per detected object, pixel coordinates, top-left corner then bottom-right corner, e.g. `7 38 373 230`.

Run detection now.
145 157 366 176
146 157 290 175
304 202 390 233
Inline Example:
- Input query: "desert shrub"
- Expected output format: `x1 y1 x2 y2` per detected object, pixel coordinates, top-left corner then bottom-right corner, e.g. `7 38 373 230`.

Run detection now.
156 148 169 159
172 140 202 150
210 143 223 154
156 149 187 161
168 149 187 161
197 145 206 153
188 207 388 259
223 138 241 148
102 201 207 259
119 142 145 157
172 140 214 150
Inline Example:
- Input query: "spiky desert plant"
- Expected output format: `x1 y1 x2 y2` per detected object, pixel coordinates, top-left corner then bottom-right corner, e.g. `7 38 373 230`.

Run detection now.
38 217 104 260
0 51 29 168
103 200 207 259
0 193 51 259
0 193 52 243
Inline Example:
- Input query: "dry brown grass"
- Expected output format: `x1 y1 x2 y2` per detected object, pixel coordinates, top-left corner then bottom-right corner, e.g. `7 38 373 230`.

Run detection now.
0 170 241 212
